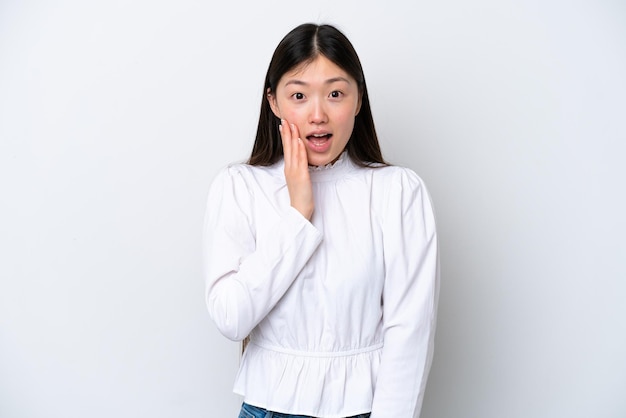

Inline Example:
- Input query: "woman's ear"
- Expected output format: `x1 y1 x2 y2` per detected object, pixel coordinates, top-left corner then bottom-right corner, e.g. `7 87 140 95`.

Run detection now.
355 90 363 116
267 88 280 118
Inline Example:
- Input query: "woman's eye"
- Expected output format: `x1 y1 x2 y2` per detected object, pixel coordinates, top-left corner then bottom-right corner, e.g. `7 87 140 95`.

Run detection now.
293 92 304 100
330 91 342 98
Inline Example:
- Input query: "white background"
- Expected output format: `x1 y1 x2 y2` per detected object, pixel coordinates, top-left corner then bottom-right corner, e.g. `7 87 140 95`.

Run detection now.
1 1 625 417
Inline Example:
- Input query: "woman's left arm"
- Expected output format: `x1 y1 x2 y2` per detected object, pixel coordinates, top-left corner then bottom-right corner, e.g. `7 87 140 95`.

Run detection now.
371 168 440 418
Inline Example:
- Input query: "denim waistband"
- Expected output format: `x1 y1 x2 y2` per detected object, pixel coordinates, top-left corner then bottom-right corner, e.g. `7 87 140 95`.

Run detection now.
239 402 371 418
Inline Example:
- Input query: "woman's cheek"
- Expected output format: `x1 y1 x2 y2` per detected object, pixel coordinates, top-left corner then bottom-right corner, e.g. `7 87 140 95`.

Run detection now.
282 110 303 129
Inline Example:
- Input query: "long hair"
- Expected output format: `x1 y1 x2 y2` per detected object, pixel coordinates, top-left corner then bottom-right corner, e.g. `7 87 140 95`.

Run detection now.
248 23 386 167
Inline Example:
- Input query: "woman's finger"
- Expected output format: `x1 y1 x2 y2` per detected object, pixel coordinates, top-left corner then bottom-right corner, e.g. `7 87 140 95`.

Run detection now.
289 123 305 168
281 121 314 219
280 119 292 169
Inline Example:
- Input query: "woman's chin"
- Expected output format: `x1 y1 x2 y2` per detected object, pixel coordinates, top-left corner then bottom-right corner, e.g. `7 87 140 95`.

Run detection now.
306 151 342 168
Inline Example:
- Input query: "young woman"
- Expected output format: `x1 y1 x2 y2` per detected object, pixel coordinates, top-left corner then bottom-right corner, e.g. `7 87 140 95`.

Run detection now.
203 23 439 418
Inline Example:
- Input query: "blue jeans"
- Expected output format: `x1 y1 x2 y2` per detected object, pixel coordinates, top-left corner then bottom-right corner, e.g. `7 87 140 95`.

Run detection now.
238 402 371 418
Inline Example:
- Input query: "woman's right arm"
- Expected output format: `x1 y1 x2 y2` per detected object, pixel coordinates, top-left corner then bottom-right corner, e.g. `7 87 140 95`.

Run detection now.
202 166 322 341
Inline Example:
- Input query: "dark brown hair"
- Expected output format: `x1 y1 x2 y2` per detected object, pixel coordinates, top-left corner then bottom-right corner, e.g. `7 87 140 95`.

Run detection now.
248 23 386 167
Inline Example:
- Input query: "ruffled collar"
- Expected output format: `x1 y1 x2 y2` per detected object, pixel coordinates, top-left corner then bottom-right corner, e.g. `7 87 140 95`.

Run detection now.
308 151 356 182
308 151 346 172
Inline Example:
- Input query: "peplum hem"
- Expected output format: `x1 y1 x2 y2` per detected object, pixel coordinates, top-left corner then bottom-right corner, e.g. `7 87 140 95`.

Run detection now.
233 340 382 418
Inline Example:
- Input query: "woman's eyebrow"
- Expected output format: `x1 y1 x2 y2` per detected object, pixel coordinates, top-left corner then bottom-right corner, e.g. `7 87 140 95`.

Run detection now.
284 77 352 87
325 77 351 85
284 80 308 87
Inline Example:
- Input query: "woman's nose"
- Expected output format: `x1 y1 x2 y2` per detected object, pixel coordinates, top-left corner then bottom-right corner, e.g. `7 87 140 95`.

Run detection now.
309 99 328 124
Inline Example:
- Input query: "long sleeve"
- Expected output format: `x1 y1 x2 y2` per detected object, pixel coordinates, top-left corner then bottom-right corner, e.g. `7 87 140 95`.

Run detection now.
202 165 323 341
205 156 439 418
370 169 440 418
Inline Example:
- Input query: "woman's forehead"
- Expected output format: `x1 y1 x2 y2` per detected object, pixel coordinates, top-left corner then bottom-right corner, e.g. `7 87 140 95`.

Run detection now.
280 55 354 85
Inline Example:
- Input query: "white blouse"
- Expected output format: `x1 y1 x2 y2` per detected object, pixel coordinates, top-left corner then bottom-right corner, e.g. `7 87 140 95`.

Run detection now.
203 153 439 418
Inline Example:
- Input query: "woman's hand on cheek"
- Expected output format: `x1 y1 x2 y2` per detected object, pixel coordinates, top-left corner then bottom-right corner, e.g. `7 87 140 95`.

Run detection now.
280 120 314 220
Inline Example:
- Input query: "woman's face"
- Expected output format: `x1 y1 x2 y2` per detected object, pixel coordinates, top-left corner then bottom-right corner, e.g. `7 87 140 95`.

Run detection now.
269 55 362 167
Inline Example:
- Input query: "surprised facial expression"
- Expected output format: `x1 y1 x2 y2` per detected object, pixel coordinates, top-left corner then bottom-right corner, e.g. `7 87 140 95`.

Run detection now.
269 55 362 167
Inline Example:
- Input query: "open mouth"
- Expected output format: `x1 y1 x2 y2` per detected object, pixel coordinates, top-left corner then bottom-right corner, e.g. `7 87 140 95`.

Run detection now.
306 133 333 142
305 133 333 152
